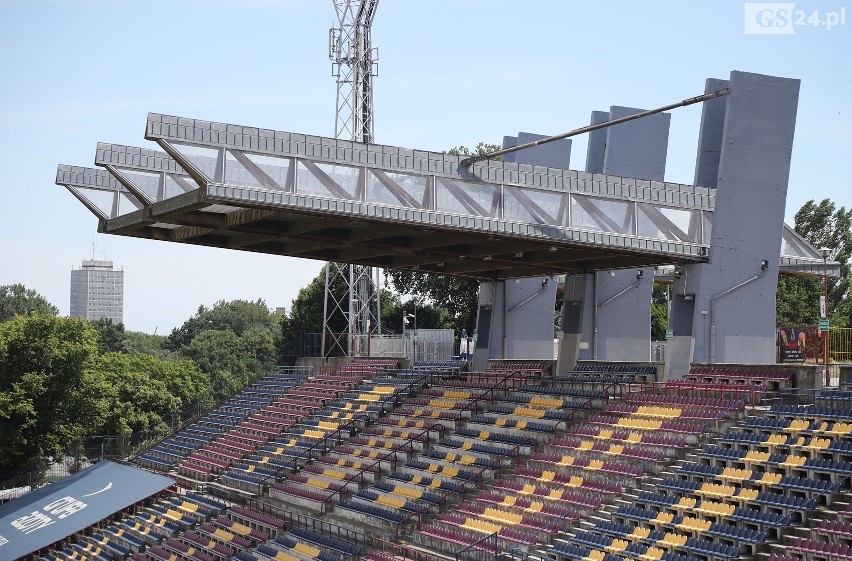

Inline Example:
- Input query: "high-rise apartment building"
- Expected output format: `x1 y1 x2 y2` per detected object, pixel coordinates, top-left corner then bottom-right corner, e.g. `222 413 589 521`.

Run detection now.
70 259 124 324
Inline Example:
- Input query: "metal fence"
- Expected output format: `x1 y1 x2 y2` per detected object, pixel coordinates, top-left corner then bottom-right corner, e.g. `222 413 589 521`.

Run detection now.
369 330 456 362
830 328 852 364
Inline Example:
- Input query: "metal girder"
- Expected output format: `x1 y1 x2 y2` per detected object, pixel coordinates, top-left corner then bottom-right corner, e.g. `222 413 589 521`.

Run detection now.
57 113 840 280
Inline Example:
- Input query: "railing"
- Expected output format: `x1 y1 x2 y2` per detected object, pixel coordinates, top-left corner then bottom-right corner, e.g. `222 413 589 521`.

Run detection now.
256 369 439 491
455 531 500 561
128 366 314 466
318 422 445 514
607 394 749 489
626 380 764 407
246 496 365 561
392 368 550 535
369 536 457 561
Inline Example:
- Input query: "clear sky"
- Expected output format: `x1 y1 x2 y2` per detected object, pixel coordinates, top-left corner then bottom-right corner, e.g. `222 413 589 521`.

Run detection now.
0 0 849 334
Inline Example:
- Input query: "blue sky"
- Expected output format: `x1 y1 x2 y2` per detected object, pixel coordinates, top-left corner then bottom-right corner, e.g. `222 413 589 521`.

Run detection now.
0 0 849 333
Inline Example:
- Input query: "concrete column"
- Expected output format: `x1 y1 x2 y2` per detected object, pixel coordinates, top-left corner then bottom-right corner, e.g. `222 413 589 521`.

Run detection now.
581 106 670 361
672 71 800 374
556 275 587 375
668 78 729 378
473 132 570 369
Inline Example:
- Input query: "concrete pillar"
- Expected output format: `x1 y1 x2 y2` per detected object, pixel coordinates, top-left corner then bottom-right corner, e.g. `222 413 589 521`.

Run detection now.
668 78 729 377
578 106 671 361
556 275 587 375
671 71 800 375
473 132 570 370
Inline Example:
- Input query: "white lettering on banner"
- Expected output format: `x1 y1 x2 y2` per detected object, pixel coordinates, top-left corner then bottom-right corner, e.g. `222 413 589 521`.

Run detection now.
0 534 9 547
11 511 55 534
43 496 88 519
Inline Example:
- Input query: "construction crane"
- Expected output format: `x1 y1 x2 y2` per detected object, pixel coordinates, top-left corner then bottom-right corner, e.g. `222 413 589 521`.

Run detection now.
322 0 381 358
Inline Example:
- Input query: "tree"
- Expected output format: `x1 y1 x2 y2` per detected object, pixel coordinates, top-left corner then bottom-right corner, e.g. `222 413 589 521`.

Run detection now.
279 264 351 359
447 142 502 159
123 330 173 359
776 199 852 326
88 353 212 446
386 270 479 334
184 329 251 400
91 318 126 354
166 299 280 351
0 315 99 474
0 284 58 322
651 283 669 341
383 142 501 335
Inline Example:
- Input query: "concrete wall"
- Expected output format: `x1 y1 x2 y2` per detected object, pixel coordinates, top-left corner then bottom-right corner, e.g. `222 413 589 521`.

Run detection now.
474 132 569 370
578 106 670 361
670 72 800 377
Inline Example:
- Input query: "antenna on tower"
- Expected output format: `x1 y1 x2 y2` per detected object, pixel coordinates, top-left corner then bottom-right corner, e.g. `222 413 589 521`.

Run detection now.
322 0 382 358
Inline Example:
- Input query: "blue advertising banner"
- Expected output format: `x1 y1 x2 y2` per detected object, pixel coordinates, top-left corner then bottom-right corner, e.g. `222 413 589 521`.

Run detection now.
0 461 174 560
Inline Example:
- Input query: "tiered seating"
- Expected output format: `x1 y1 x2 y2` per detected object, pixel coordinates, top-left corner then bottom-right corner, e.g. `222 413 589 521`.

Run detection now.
267 377 423 510
132 371 310 477
685 366 792 389
411 383 609 552
543 393 852 561
555 363 657 384
223 367 403 494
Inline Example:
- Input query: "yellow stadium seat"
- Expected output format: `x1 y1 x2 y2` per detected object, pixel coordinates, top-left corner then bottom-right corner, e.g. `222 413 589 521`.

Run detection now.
583 549 606 561
527 501 544 513
779 454 807 467
652 511 674 525
294 542 321 558
377 494 405 508
759 472 782 485
605 444 624 455
785 419 810 432
605 539 628 553
677 517 711 533
639 546 664 561
558 456 575 466
626 432 643 443
659 532 687 548
629 526 651 539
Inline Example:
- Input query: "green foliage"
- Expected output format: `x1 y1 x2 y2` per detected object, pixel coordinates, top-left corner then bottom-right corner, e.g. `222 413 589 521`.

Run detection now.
776 199 852 326
386 270 479 334
379 289 453 331
281 267 339 344
0 315 99 474
123 330 173 359
0 284 58 322
91 318 126 354
447 142 502 159
184 329 257 399
651 284 669 341
166 298 280 350
89 353 211 446
165 299 281 401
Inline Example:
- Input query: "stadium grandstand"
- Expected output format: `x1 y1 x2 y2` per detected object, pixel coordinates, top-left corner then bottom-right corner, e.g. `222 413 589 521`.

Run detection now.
3 358 851 561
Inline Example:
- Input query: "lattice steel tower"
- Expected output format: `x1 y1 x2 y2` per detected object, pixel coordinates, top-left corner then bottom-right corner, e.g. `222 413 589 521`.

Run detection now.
322 0 381 357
